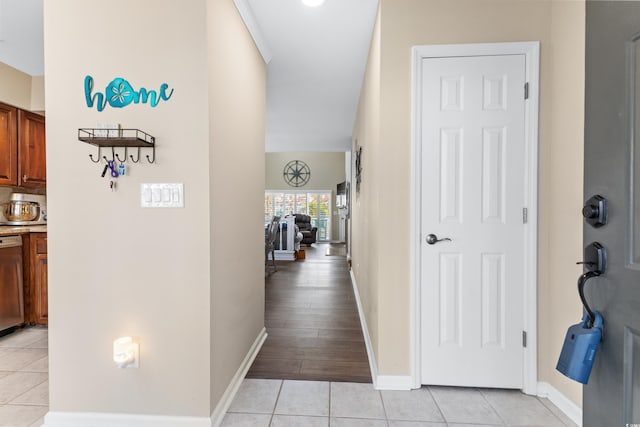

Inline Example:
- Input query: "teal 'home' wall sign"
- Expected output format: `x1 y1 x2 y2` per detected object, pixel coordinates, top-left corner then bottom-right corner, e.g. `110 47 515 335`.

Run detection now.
84 76 174 111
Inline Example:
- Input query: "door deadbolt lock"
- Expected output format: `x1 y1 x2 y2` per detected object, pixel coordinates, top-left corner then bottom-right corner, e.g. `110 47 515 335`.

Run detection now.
582 195 607 228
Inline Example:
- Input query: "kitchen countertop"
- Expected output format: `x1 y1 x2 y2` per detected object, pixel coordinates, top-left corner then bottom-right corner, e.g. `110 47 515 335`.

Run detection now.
0 225 47 236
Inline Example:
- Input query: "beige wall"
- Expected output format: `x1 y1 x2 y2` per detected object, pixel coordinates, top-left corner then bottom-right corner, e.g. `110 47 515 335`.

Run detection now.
352 0 584 404
207 0 266 409
266 152 345 241
539 0 585 405
45 0 265 418
352 7 381 363
0 62 43 111
30 76 45 112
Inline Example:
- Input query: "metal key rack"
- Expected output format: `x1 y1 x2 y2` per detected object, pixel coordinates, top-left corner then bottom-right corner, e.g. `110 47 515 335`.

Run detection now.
78 128 156 164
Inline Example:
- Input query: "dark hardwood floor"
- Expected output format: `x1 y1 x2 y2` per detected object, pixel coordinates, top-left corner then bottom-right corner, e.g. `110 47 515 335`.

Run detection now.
247 243 372 383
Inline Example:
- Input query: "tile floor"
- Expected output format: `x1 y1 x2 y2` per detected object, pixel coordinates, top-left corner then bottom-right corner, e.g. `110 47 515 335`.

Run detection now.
0 327 48 427
222 379 579 427
0 329 579 427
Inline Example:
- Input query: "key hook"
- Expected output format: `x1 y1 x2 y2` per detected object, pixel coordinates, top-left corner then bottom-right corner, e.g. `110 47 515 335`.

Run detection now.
115 147 128 163
89 146 102 163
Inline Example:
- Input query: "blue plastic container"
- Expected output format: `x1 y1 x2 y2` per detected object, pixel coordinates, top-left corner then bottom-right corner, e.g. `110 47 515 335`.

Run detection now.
556 311 603 384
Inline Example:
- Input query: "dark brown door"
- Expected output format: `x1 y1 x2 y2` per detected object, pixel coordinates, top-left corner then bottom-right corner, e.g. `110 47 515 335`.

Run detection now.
0 103 17 186
18 110 46 188
584 2 640 425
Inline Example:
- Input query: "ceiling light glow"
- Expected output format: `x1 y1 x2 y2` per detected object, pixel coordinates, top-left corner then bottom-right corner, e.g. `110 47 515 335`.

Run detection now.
302 0 325 7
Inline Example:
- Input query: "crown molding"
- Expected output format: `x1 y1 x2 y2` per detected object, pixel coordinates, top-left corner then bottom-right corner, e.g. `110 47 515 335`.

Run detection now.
233 0 273 64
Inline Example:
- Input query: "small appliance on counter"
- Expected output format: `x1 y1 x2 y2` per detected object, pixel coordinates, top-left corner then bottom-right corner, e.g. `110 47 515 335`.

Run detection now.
0 193 47 225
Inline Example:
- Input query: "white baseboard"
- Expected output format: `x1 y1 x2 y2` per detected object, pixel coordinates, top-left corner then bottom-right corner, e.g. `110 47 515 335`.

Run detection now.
350 270 379 385
210 327 268 426
42 328 268 427
375 375 414 390
43 412 211 427
350 271 413 391
537 381 582 427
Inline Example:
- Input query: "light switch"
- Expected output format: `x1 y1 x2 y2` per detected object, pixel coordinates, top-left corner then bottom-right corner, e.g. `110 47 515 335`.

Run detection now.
141 183 184 208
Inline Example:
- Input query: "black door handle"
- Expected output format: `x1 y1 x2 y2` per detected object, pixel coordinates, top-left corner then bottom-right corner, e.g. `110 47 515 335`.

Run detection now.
578 271 600 328
426 234 452 245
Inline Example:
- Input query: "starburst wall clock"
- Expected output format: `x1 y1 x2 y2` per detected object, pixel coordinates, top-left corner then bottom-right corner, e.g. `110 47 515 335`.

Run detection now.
283 160 311 187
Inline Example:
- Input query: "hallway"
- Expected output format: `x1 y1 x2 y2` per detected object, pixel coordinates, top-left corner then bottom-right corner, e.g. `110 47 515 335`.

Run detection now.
247 243 371 383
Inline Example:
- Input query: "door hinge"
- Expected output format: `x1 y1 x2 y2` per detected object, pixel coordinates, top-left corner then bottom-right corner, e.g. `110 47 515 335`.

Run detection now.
524 82 529 100
522 331 527 348
523 207 528 224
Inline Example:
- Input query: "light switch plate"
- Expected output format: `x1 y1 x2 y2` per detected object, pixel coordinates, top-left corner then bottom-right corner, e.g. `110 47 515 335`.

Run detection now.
141 183 184 208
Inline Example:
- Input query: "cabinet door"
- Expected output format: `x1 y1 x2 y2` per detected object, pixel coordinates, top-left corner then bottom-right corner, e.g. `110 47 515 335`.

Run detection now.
33 253 48 325
18 110 46 188
30 234 48 325
0 103 18 186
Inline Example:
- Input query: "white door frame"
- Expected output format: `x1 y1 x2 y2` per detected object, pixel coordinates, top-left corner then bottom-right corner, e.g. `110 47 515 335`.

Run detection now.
410 42 540 394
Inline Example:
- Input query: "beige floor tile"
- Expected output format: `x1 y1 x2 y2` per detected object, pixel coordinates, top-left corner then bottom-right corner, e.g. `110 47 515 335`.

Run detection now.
538 398 578 427
330 382 385 419
0 404 48 427
25 338 48 349
381 388 444 422
480 389 564 427
11 380 49 405
0 349 47 371
0 331 46 349
429 386 502 425
220 413 272 427
330 418 388 427
0 372 47 404
271 415 328 426
18 357 48 373
28 416 45 427
228 379 282 414
275 380 329 417
388 422 447 427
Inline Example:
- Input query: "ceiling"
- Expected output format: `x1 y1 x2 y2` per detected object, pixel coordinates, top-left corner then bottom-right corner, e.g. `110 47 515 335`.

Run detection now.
0 0 43 76
0 0 378 153
247 0 378 152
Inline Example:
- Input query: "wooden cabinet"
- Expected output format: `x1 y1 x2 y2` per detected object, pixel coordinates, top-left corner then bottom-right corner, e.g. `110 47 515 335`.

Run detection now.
18 110 46 188
0 102 46 188
0 103 18 186
22 233 48 325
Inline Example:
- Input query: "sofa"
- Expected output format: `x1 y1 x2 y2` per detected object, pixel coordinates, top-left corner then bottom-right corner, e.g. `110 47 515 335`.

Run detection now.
294 214 318 245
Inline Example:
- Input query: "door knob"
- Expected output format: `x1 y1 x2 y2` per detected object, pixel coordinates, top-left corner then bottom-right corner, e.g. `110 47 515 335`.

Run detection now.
426 234 452 245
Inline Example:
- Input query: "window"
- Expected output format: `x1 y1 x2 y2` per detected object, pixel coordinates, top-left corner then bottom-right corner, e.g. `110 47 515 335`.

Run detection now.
265 190 332 241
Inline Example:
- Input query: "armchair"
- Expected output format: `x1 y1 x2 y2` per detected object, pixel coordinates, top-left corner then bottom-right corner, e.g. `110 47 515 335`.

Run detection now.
294 214 318 245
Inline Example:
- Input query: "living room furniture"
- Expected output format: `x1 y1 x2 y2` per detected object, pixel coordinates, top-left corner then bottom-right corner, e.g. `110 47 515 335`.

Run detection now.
267 216 297 261
265 216 280 275
294 214 318 245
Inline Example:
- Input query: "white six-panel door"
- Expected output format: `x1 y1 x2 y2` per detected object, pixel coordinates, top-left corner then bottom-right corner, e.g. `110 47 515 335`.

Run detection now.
420 54 526 388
